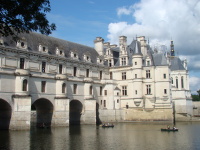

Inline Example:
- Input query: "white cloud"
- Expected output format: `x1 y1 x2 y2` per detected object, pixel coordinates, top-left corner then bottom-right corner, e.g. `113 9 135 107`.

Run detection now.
190 76 200 94
107 0 200 86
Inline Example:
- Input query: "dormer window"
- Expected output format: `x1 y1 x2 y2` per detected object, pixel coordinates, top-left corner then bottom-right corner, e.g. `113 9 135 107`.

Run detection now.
17 38 27 49
39 44 48 53
97 57 103 65
70 50 78 59
56 47 64 56
83 53 91 62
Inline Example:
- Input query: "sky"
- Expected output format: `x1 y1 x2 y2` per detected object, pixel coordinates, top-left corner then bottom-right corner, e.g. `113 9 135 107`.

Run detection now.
47 0 200 94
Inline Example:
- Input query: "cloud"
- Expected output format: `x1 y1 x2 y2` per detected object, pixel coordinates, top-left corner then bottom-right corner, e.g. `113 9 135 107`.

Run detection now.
107 0 200 88
190 76 200 94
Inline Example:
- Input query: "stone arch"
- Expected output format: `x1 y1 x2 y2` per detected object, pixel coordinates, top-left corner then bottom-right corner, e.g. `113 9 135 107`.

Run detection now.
69 100 83 125
0 99 12 130
31 98 53 128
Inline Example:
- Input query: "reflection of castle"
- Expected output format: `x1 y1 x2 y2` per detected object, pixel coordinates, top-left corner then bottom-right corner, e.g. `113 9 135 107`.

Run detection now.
0 32 192 130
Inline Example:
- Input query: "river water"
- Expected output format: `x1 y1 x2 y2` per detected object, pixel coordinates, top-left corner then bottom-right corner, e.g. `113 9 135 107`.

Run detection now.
0 122 200 150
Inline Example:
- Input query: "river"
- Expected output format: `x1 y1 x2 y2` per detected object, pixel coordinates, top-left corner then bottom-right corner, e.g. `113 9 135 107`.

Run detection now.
0 122 200 150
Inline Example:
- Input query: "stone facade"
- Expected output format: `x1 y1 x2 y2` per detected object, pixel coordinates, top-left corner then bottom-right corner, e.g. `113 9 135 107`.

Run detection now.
0 32 192 130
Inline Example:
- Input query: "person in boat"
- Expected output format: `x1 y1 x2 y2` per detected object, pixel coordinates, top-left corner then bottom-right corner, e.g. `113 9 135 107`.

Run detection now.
167 125 170 129
173 126 176 130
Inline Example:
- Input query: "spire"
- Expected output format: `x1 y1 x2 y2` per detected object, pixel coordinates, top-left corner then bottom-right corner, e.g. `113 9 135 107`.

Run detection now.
135 40 139 54
170 40 175 56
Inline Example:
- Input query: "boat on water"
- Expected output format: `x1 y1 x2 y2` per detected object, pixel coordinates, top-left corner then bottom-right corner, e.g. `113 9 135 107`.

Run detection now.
102 124 114 128
161 128 178 132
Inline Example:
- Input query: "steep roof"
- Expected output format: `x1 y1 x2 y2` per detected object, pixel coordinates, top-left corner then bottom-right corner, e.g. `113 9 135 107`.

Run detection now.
152 53 168 66
170 57 185 71
2 32 99 64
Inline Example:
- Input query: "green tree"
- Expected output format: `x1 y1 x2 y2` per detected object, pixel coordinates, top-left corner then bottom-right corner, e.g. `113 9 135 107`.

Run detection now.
0 0 56 37
192 94 200 101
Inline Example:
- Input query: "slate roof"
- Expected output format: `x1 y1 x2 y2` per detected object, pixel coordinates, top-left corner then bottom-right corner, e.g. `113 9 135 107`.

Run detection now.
152 53 168 66
170 57 185 71
2 32 99 64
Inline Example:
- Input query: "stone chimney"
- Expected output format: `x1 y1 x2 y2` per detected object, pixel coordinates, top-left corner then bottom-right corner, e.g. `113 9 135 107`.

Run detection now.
94 37 104 56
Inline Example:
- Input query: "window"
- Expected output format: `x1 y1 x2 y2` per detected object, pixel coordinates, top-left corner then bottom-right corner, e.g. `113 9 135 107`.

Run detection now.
41 81 46 93
121 57 126 66
181 76 184 88
74 67 77 76
122 86 127 96
21 42 25 47
135 74 137 78
20 58 25 69
117 99 119 103
176 77 178 88
110 72 113 79
117 92 119 96
135 90 137 95
60 50 63 55
146 70 150 78
171 77 173 84
59 64 63 74
104 100 106 107
100 86 102 95
147 60 150 66
73 84 77 94
22 79 28 91
163 74 166 79
146 85 151 95
109 60 112 67
101 100 103 105
104 90 107 96
89 86 93 95
42 62 46 73
86 69 89 77
135 62 137 65
100 71 102 80
164 89 167 94
122 72 126 80
62 83 66 93
43 47 46 52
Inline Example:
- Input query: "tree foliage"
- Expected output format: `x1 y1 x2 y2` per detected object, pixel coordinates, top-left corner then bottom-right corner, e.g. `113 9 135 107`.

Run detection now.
192 94 200 101
0 0 56 37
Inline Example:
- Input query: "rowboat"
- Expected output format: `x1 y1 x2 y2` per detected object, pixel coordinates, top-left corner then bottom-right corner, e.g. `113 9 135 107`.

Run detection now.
161 128 178 131
102 124 114 128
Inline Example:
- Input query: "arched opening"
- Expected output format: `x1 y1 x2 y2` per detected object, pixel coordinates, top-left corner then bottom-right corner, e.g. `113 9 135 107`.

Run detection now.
31 99 53 128
0 99 12 130
62 83 66 93
69 100 83 125
96 103 102 125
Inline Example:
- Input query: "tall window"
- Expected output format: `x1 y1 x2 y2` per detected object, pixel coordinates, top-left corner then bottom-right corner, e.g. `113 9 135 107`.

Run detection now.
104 100 106 107
41 81 46 93
104 90 107 96
171 77 173 84
86 69 89 77
59 64 63 74
74 67 77 76
122 86 127 96
146 70 150 78
181 76 184 88
135 74 137 78
135 62 137 65
62 83 66 93
101 100 103 105
110 72 113 80
122 72 126 80
89 86 93 95
73 84 77 94
164 89 167 94
146 85 151 94
121 57 126 66
100 86 102 95
20 58 25 69
109 60 112 67
42 62 46 73
100 71 102 80
135 90 137 95
22 79 28 91
163 74 166 79
147 60 150 66
176 77 178 88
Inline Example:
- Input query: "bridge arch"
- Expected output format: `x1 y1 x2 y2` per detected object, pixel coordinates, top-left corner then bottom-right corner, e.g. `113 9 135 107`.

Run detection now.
0 99 12 130
31 98 53 128
69 100 83 125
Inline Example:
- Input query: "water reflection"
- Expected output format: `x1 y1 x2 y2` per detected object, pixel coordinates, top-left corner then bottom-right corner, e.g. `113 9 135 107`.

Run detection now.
0 122 200 150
